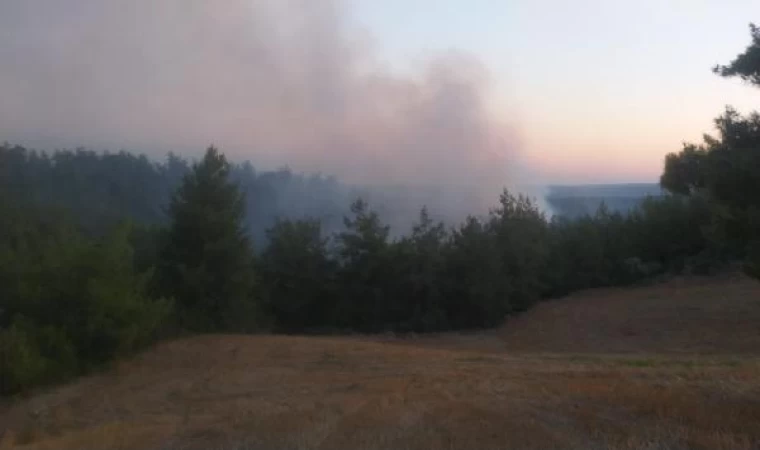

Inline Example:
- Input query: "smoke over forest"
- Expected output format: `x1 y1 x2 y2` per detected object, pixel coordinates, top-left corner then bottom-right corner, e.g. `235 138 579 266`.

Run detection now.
0 0 532 227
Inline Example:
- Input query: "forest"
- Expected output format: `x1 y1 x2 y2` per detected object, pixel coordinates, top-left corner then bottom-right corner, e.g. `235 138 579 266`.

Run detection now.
2 24 760 396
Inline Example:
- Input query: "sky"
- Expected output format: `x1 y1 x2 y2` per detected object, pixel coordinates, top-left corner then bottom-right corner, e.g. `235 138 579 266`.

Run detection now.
1 0 759 188
352 0 760 183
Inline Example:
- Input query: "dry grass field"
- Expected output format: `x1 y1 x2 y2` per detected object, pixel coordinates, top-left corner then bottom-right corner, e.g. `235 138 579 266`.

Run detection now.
2 274 760 450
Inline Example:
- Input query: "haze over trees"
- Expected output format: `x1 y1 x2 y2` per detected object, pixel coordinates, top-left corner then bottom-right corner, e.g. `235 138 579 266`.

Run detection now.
2 24 760 396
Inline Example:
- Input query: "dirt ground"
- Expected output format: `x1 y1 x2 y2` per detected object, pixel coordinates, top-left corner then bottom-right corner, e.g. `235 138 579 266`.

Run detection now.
2 274 760 450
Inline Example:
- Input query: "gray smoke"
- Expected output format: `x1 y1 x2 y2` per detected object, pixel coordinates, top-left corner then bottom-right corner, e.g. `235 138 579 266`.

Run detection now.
0 0 528 228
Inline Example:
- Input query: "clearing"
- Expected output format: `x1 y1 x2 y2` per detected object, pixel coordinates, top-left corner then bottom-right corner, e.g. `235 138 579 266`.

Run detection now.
2 274 760 449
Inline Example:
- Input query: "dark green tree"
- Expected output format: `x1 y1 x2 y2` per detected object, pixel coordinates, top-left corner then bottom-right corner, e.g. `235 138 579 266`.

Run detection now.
390 207 448 331
661 24 760 278
441 215 505 328
714 23 760 86
157 146 257 331
334 198 392 331
260 218 336 331
546 214 608 294
488 191 550 312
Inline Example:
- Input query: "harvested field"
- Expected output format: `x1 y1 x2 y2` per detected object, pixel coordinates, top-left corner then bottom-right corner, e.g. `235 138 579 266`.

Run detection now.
2 275 760 450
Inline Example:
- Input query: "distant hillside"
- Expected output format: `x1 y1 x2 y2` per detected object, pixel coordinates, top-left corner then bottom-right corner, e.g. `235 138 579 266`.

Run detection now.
546 183 664 218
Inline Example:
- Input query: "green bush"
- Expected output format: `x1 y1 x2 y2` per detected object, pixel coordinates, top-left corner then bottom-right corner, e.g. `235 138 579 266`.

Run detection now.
0 322 48 395
0 319 76 395
0 202 171 395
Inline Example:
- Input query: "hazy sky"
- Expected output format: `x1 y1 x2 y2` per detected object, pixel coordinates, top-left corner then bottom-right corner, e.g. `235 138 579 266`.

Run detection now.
353 0 760 182
1 0 759 187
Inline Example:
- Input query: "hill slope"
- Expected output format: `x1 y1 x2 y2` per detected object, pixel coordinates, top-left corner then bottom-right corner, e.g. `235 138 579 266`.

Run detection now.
500 273 760 354
2 275 760 450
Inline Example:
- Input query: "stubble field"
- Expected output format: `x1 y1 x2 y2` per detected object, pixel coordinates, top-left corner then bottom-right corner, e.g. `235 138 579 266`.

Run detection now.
2 274 760 450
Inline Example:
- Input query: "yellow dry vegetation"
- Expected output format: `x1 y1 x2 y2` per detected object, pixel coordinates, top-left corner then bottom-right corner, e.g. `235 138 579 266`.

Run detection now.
2 274 760 450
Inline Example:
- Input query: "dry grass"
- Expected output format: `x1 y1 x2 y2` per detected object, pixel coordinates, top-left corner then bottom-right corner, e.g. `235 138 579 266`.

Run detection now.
1 275 760 450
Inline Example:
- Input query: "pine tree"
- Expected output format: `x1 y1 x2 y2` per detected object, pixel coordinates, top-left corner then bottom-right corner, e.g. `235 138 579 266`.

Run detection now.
158 146 257 331
334 198 392 331
260 217 336 331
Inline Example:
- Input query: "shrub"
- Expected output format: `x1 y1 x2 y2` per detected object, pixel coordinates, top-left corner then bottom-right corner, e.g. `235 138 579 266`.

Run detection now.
0 202 171 395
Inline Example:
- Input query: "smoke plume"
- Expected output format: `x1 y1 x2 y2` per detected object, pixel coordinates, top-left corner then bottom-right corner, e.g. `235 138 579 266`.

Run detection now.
0 0 524 222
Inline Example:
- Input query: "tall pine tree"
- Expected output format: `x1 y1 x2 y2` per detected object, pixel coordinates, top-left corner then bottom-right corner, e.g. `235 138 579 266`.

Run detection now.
158 147 257 331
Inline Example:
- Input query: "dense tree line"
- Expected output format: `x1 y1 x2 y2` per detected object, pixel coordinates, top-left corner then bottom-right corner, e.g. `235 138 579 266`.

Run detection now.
0 147 718 394
0 144 349 244
2 24 760 395
260 191 717 333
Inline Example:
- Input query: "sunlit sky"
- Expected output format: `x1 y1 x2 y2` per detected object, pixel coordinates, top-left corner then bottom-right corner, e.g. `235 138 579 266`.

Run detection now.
353 0 760 182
